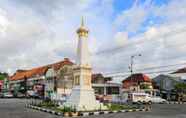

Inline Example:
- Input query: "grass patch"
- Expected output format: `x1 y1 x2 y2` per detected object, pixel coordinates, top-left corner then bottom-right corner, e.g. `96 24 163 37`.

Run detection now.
106 104 138 111
53 106 76 113
37 99 58 108
34 100 140 112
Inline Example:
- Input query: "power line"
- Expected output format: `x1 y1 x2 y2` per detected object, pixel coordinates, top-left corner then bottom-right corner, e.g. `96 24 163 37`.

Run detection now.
105 69 178 78
103 61 186 77
135 62 186 72
96 54 186 76
93 48 186 74
91 26 186 79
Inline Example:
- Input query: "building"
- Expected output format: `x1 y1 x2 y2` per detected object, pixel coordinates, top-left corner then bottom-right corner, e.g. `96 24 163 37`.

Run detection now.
0 80 3 92
45 61 74 98
172 67 186 80
0 73 9 92
8 58 120 100
122 73 154 95
92 73 121 101
9 58 73 97
45 71 121 101
153 74 182 100
122 73 153 90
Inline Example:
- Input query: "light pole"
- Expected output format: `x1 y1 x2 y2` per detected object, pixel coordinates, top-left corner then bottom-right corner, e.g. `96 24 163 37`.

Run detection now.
64 76 68 95
129 54 141 91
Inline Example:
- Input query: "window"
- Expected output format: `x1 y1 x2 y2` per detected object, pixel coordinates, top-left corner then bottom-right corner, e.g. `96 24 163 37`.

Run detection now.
107 87 119 95
75 75 80 85
94 87 104 95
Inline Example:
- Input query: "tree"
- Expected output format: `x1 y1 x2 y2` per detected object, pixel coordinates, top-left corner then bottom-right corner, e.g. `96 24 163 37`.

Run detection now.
0 72 8 80
175 83 186 93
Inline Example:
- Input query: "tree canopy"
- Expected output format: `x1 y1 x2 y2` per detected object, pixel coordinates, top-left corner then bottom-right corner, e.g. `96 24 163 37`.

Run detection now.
0 72 8 80
175 83 186 93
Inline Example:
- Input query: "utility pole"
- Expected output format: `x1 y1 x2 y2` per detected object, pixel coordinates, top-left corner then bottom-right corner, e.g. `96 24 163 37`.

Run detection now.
24 76 27 97
63 76 68 95
129 54 141 91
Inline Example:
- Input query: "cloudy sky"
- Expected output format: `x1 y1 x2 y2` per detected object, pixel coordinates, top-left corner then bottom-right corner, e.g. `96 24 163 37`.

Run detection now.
0 0 186 80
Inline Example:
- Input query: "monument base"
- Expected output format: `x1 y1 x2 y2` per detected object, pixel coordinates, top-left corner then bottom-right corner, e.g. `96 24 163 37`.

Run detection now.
63 86 107 111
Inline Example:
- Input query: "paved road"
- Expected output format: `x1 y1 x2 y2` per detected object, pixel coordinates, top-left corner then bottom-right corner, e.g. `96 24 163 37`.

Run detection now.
84 104 186 118
0 99 186 118
0 99 58 118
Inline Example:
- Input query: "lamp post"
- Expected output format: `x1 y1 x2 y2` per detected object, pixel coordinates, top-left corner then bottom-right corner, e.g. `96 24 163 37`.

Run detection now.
24 76 27 97
129 54 141 91
64 76 68 95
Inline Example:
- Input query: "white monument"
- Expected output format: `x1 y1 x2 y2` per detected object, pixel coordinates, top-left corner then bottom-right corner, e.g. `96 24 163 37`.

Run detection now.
64 18 104 111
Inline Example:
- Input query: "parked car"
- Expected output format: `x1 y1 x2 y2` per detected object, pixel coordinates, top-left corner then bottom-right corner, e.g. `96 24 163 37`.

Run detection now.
3 92 13 98
150 96 167 104
27 90 35 98
128 92 151 104
0 92 3 98
16 92 26 98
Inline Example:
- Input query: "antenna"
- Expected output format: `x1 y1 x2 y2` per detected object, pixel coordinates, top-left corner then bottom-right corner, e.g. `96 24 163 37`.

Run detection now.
81 16 84 27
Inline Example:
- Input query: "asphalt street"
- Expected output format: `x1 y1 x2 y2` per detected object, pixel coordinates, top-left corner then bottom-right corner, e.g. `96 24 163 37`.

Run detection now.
0 98 186 118
0 99 58 118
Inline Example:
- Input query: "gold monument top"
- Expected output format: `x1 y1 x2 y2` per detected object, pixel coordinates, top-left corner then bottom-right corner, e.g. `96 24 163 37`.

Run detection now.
77 17 89 37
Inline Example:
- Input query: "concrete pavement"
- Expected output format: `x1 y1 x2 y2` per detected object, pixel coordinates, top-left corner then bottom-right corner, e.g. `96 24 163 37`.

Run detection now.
0 98 186 118
0 99 58 118
83 104 186 118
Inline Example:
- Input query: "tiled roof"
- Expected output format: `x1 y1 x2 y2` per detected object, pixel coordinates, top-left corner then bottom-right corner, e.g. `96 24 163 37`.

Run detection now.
9 58 73 81
91 73 112 81
172 67 186 74
91 73 103 80
122 73 151 83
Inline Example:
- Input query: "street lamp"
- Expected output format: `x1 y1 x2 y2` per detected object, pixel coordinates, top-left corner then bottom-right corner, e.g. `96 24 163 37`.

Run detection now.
129 54 141 91
63 76 68 95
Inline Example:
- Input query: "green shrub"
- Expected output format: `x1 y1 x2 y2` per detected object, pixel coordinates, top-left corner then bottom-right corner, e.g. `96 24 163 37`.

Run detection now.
37 100 57 108
55 106 76 113
106 104 137 111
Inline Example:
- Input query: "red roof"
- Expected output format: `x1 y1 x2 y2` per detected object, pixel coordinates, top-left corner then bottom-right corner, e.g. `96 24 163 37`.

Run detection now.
9 58 73 81
122 73 151 83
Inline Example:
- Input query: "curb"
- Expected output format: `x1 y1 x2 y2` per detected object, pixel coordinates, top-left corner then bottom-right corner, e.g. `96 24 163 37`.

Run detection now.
78 108 150 117
167 102 186 105
26 104 62 116
26 104 150 117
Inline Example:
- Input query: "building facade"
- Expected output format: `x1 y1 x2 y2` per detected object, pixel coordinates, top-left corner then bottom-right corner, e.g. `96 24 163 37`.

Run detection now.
9 58 73 97
122 73 154 96
91 74 121 101
45 63 74 98
122 73 153 90
153 74 184 100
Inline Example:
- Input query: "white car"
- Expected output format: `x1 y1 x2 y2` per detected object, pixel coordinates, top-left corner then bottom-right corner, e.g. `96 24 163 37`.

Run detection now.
150 96 167 104
128 92 152 103
3 92 13 98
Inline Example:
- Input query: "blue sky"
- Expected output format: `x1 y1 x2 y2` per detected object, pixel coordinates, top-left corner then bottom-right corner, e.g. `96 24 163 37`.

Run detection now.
112 0 170 37
0 0 186 80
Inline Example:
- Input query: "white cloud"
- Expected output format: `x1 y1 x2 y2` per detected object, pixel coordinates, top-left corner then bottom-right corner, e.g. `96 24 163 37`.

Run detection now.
153 0 186 23
0 0 114 74
0 0 186 81
0 9 9 36
114 0 153 33
114 31 128 46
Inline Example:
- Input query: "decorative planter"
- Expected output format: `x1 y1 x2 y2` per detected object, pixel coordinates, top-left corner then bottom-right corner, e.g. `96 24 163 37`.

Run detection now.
64 112 70 117
71 112 78 117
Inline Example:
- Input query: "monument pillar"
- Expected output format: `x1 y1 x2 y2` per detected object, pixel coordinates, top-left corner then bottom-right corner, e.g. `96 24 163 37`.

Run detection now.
64 18 102 111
